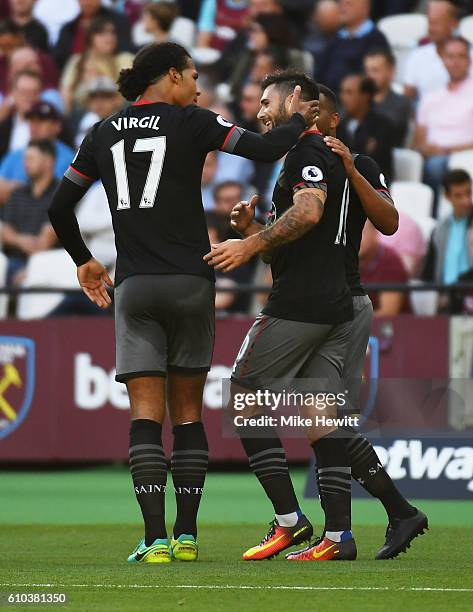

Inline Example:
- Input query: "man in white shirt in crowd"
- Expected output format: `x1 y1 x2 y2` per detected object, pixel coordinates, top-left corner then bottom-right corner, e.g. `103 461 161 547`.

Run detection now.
403 0 473 100
413 36 473 211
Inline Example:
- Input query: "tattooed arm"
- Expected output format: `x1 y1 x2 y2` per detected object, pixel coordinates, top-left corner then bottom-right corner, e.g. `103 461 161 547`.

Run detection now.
203 188 326 272
257 189 325 251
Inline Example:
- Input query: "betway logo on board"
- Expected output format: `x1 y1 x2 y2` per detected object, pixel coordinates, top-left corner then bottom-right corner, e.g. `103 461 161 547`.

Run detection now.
74 354 231 411
74 354 129 410
374 440 473 493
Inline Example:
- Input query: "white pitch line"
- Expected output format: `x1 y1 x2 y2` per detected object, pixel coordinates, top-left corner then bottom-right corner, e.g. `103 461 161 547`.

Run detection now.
1 584 472 593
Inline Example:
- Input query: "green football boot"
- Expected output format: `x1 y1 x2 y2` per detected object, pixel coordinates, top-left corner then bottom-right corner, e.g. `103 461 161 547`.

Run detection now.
171 534 198 562
127 537 171 564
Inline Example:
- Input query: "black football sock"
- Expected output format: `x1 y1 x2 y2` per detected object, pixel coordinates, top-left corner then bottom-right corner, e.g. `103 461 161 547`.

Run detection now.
344 427 416 522
171 421 209 539
239 422 301 519
129 419 167 546
312 431 351 536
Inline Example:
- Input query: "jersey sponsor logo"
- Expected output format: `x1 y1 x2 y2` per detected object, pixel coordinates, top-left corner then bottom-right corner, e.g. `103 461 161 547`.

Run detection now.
302 165 324 182
111 116 161 132
379 173 387 188
0 337 35 440
216 115 234 128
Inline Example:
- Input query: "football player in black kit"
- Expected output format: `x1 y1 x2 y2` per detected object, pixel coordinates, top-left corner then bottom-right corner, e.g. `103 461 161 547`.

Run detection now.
48 43 319 565
206 71 357 561
217 78 428 561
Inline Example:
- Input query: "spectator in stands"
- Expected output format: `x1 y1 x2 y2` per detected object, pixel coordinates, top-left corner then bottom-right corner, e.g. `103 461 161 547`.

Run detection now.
60 15 133 114
0 69 41 160
1 139 57 285
54 0 132 70
74 76 123 147
5 46 60 112
197 0 249 50
359 220 409 315
303 0 341 70
215 0 283 82
316 0 390 93
213 180 245 233
338 73 395 181
238 80 262 129
403 0 471 99
364 48 412 147
0 101 74 204
0 20 57 97
132 1 195 49
135 1 175 44
227 13 300 99
379 211 427 277
413 37 473 204
8 0 49 51
247 47 287 84
422 169 473 287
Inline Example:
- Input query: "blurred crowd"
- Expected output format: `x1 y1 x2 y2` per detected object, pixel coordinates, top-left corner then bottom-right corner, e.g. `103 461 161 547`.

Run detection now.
2 0 473 318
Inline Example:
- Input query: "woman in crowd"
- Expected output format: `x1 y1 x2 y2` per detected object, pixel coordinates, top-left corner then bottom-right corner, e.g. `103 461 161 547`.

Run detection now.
60 16 133 114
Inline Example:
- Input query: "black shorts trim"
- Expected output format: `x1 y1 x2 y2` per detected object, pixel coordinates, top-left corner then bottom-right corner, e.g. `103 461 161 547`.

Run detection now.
167 365 210 375
230 376 261 392
116 370 167 383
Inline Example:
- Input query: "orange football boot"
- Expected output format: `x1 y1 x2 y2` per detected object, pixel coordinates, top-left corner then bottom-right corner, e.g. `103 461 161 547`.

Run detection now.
243 516 313 560
285 535 357 561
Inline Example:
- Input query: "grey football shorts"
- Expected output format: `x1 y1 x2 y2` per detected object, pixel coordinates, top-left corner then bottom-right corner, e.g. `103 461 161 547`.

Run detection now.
343 294 374 411
114 274 215 383
231 314 352 394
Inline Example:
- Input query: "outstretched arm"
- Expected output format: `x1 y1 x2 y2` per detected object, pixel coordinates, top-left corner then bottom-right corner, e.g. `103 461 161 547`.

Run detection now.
227 87 319 162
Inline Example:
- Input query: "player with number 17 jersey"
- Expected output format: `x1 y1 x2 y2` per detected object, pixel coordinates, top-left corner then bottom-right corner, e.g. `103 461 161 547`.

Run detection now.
67 102 249 286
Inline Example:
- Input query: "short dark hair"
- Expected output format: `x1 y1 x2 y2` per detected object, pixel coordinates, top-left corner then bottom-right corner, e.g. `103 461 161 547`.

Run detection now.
27 139 56 159
317 83 338 112
117 42 191 101
443 168 472 193
364 47 396 67
213 180 243 201
261 69 319 102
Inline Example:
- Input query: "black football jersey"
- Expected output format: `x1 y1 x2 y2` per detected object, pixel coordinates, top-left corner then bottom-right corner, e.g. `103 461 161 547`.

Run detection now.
262 131 353 324
346 155 394 295
66 101 244 285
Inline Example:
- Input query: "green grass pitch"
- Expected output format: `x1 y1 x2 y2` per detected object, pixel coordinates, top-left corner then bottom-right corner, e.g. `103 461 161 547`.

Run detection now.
0 467 472 611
